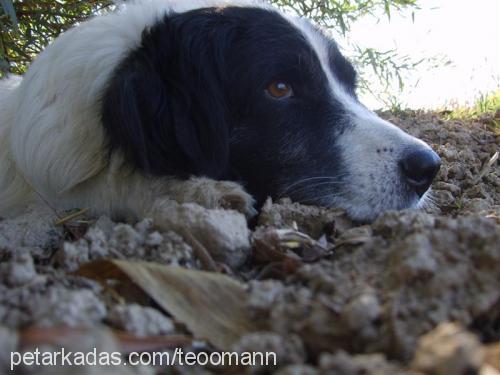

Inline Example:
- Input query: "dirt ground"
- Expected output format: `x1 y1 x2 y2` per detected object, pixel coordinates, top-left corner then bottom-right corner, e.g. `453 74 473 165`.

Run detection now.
0 111 499 374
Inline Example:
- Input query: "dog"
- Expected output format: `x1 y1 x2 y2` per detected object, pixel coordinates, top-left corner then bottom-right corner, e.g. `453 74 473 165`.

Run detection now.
0 0 440 222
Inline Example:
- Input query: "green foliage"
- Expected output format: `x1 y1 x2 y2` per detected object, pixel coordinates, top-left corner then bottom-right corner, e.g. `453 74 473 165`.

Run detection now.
475 90 500 115
0 0 114 76
356 48 451 110
0 0 426 105
274 0 418 35
441 90 500 130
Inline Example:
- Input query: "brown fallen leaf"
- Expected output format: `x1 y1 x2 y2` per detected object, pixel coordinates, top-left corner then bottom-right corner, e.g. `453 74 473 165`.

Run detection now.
19 326 194 353
19 326 88 349
484 343 500 371
77 259 263 350
114 331 196 353
252 226 332 264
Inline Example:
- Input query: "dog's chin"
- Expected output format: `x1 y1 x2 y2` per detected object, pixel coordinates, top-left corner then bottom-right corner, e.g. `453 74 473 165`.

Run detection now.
309 190 427 223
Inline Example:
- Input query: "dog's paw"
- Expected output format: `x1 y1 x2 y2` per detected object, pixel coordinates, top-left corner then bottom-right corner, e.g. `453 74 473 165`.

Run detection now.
213 181 257 218
162 177 257 218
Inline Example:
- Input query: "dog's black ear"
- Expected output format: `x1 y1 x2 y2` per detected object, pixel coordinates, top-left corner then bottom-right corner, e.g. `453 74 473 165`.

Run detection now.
101 11 235 179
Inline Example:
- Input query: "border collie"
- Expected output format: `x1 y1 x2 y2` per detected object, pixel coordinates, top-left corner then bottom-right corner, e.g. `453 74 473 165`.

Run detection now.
0 0 440 222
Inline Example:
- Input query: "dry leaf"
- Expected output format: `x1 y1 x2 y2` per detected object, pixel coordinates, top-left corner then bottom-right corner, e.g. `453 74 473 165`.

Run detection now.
114 332 196 353
20 326 89 349
252 227 332 264
77 260 263 350
484 343 500 371
20 326 194 353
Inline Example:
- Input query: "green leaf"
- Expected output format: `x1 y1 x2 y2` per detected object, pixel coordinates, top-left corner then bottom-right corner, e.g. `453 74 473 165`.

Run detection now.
384 0 391 20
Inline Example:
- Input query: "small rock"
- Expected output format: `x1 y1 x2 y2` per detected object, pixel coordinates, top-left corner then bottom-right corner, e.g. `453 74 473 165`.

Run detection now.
135 218 154 235
107 304 175 337
342 291 381 331
434 181 461 195
0 206 63 260
151 200 250 268
1 251 37 286
411 323 484 375
93 215 115 238
440 145 459 161
389 233 438 282
246 280 286 316
32 288 106 327
463 198 492 214
146 231 198 268
109 224 145 257
319 351 401 374
433 189 456 208
258 198 352 239
372 210 435 238
464 185 492 200
145 231 163 247
57 241 90 272
86 227 110 259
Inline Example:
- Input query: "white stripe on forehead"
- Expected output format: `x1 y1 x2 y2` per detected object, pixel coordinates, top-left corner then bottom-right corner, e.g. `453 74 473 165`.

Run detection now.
283 16 370 117
283 14 426 147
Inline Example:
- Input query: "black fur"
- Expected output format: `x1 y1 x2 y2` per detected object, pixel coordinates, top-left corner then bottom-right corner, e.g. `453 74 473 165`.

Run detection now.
101 7 357 204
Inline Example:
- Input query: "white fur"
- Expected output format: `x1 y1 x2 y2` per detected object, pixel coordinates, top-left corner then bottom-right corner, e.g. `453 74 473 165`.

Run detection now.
0 0 260 218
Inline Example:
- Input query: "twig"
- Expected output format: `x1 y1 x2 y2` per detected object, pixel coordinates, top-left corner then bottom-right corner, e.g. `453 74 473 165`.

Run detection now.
178 230 218 272
54 208 89 226
474 151 499 183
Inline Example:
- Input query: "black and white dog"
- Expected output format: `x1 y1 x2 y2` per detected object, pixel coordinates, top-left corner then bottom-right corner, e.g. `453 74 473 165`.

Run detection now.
0 0 440 222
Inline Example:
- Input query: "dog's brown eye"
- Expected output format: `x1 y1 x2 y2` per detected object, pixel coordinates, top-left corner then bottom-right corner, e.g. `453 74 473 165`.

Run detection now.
266 81 293 99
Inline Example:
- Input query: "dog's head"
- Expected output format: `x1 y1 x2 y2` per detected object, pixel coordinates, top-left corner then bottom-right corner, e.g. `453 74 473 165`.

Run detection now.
102 4 440 221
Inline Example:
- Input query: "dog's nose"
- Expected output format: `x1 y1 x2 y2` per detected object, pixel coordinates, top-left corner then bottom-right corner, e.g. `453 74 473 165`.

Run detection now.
399 148 441 197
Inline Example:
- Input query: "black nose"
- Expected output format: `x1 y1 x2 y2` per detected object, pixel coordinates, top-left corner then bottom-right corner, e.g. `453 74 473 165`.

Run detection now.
399 148 441 197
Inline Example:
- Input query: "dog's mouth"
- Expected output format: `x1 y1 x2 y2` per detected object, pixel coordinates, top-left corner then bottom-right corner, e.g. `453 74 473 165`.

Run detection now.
279 161 439 223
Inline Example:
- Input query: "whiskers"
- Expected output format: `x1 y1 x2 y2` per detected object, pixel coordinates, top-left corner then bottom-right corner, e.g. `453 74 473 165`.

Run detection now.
418 189 439 213
278 175 349 205
277 173 435 220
